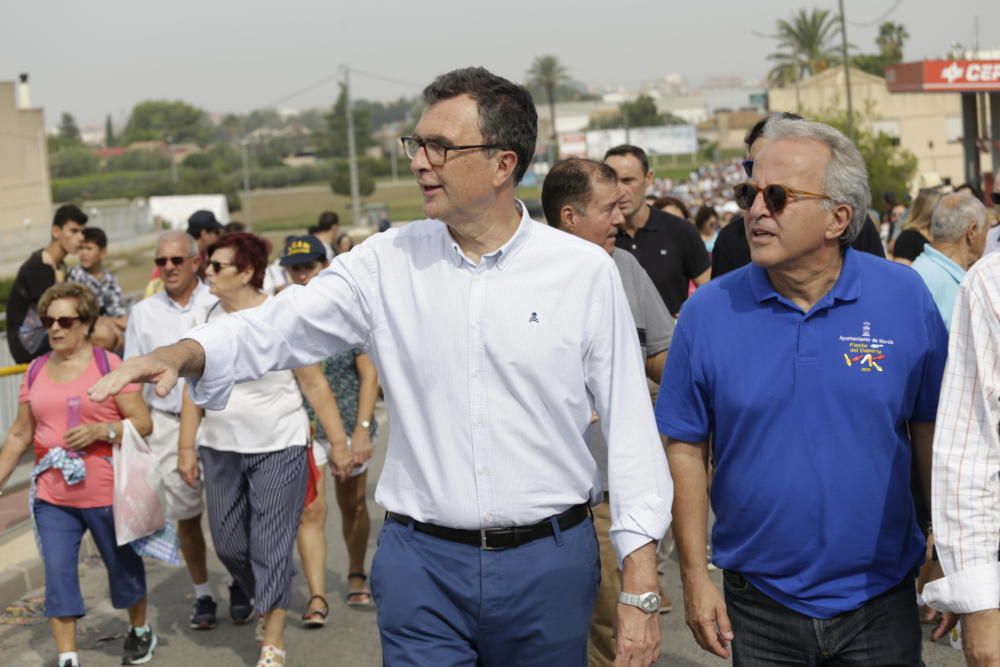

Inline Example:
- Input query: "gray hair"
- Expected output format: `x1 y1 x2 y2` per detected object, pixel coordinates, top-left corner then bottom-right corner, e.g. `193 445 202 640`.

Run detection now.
931 192 988 243
762 117 870 244
156 229 199 258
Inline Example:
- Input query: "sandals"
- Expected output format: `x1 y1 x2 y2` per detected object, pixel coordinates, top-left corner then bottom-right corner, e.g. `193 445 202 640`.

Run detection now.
345 572 374 608
301 595 329 629
256 644 286 667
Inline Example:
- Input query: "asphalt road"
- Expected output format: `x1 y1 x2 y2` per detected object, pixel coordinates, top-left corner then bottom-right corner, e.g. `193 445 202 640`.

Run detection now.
0 408 967 666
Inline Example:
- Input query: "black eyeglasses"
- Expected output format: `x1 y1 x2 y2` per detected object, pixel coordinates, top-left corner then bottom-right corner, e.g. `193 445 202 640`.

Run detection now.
154 256 189 267
41 316 81 329
400 136 503 166
208 260 236 273
992 192 1000 206
734 182 832 215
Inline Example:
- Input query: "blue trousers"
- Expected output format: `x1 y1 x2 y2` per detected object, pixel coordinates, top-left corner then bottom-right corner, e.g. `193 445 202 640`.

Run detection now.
370 515 600 667
723 570 922 666
34 501 146 618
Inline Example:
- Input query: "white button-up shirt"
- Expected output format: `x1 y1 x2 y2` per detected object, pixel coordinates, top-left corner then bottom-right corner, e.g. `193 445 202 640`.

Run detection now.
124 281 218 414
922 251 1000 613
187 205 672 561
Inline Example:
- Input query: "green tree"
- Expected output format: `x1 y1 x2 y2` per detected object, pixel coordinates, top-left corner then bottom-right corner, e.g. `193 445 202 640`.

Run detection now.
587 94 685 130
105 149 171 172
527 55 569 158
810 103 917 209
853 21 910 77
768 9 841 106
104 114 116 147
122 100 213 145
331 167 375 198
49 145 99 178
322 83 374 158
58 112 81 143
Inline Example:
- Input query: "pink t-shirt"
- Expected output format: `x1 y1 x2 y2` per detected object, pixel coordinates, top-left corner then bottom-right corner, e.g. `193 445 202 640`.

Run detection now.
19 350 139 508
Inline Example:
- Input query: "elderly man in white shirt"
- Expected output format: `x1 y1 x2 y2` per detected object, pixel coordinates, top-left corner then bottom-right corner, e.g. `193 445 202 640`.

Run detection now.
93 67 672 667
922 249 1000 666
123 231 253 631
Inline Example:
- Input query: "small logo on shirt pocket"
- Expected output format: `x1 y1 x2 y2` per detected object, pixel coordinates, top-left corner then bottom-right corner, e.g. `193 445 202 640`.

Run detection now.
528 312 540 324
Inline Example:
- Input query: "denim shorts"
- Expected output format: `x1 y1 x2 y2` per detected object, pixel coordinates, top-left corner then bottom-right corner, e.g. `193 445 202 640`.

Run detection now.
34 500 146 618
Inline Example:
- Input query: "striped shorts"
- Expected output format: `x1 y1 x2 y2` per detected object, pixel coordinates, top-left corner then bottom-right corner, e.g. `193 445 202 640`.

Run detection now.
200 445 308 614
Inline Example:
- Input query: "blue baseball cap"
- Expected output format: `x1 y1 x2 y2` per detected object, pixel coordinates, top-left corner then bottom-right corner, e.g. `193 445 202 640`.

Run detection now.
280 235 327 267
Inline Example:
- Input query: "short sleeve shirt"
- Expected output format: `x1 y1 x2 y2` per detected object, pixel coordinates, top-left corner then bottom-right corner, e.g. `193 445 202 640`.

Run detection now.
656 248 948 618
19 350 139 508
6 250 57 363
615 206 710 316
67 266 126 318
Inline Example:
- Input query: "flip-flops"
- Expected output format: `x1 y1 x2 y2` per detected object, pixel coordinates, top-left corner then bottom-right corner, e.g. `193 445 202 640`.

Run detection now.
345 572 374 608
302 595 329 628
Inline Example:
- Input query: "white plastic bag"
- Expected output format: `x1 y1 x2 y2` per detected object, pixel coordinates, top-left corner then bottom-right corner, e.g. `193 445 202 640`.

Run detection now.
113 420 167 546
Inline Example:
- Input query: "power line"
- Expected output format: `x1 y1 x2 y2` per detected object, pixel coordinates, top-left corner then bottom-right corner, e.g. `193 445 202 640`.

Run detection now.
846 0 902 28
258 67 421 111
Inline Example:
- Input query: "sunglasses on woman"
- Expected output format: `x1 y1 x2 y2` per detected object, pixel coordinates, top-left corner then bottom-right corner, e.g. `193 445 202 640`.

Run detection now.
41 316 81 329
733 182 832 215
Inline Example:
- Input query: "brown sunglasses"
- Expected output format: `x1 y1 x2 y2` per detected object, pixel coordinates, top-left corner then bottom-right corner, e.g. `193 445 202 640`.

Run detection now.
734 182 832 214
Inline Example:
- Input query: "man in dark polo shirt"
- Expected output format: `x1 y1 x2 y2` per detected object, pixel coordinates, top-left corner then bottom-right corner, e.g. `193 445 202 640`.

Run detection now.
605 145 710 316
712 113 885 279
659 117 953 664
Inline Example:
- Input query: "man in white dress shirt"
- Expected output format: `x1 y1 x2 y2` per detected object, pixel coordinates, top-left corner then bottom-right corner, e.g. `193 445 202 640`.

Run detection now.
93 67 672 666
922 249 1000 666
124 231 253 629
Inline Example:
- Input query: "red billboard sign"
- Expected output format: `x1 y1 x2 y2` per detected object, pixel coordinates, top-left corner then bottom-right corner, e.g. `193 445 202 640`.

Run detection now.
886 60 1000 92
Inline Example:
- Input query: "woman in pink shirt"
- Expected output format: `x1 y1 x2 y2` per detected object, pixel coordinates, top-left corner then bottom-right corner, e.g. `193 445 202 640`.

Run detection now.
0 283 154 667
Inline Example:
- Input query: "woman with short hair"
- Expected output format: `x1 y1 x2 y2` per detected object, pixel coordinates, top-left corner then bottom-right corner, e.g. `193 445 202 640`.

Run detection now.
0 282 155 667
177 233 349 667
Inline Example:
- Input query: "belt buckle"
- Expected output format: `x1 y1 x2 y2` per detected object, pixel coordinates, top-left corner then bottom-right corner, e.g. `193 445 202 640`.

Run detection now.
480 528 502 551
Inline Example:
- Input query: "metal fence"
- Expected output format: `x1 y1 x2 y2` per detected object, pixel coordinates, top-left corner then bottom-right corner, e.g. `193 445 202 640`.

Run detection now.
1 201 153 269
0 344 22 431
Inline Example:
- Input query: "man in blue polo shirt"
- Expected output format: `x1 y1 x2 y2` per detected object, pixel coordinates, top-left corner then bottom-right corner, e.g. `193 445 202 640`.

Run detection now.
657 117 952 665
911 191 988 331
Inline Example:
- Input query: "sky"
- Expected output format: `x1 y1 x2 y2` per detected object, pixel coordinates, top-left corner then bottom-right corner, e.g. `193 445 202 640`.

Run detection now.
2 0 995 128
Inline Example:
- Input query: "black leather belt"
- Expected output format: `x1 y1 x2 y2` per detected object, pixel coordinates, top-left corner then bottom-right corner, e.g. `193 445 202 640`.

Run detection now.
387 503 591 550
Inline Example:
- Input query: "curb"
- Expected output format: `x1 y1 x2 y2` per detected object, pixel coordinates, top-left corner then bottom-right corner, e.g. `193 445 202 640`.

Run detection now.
0 522 99 609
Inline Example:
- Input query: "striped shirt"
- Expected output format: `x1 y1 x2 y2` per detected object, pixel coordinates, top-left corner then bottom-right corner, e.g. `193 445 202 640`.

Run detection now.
922 251 1000 613
186 204 672 562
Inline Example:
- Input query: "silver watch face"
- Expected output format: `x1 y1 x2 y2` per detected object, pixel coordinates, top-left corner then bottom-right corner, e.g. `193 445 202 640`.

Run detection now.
639 592 661 613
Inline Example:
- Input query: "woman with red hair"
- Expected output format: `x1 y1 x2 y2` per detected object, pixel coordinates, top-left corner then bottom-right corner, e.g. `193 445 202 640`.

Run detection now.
177 233 349 667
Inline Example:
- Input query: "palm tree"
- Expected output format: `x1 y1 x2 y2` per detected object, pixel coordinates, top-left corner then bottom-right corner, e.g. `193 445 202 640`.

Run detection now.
767 8 841 108
875 21 909 62
527 55 569 160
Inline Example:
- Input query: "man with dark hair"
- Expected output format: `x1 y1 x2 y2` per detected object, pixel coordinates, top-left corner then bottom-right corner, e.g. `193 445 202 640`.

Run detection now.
605 144 710 316
6 204 87 362
93 66 671 667
186 210 224 256
309 211 339 261
711 112 885 279
542 158 674 667
68 227 129 351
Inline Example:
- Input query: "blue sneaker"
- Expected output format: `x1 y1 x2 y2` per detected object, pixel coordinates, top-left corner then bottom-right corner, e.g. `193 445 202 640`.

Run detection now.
229 582 254 625
189 595 217 630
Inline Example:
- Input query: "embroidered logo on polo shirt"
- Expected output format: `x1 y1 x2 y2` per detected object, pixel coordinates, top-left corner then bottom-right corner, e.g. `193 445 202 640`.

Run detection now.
838 321 894 373
528 312 540 324
660 249 668 256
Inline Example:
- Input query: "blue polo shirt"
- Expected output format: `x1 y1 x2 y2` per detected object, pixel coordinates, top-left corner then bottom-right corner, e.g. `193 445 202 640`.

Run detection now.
911 245 965 332
656 248 948 618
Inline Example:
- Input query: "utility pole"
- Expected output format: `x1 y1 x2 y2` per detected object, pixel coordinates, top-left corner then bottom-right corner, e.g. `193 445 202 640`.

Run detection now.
344 65 362 227
838 0 855 141
241 138 253 228
390 122 399 183
166 135 178 184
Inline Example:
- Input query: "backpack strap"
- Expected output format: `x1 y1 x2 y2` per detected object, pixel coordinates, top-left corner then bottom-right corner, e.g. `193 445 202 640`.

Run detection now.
93 346 112 376
26 352 52 389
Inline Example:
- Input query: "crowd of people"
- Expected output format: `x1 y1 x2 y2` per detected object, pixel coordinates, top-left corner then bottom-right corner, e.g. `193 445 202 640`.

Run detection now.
1 64 999 667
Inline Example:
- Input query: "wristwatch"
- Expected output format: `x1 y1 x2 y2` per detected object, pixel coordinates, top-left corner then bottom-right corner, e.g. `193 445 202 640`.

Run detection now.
359 420 371 430
107 422 117 443
618 591 661 614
